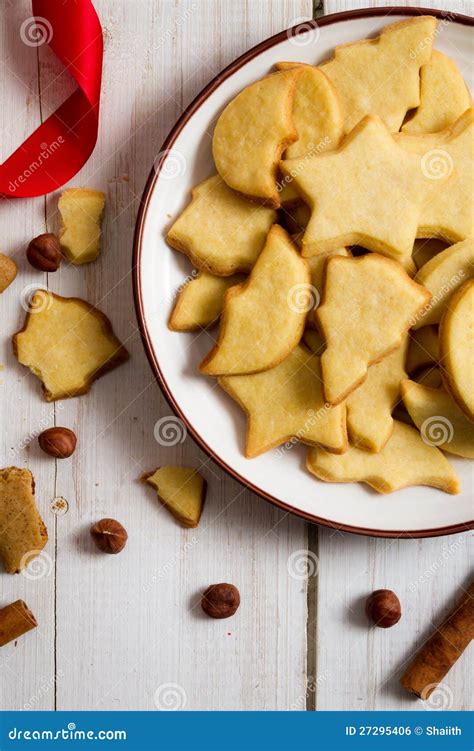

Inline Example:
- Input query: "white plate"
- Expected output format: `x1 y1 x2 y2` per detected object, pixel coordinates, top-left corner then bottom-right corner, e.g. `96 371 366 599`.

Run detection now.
134 8 474 537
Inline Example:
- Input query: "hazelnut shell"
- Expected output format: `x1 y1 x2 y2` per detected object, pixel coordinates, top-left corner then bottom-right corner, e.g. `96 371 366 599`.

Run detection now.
201 583 240 619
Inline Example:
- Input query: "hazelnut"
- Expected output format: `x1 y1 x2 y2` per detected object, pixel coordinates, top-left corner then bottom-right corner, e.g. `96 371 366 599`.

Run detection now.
27 233 62 272
201 583 240 619
90 518 128 554
38 427 76 458
365 589 401 628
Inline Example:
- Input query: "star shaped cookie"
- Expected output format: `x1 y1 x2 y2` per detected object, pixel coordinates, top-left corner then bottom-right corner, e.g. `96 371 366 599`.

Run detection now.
280 116 433 268
219 344 347 457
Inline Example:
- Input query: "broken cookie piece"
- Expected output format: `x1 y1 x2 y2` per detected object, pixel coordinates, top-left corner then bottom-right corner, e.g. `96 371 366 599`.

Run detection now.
143 466 206 528
0 253 17 293
13 290 129 401
58 188 105 264
0 467 48 574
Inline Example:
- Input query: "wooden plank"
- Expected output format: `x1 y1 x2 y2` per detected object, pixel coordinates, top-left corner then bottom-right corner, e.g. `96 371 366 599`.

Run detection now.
0 0 55 710
313 0 473 712
33 0 312 711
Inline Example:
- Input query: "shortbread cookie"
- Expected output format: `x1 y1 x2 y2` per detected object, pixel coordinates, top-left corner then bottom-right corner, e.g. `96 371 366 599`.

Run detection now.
281 116 431 268
0 467 48 574
316 254 431 404
0 253 17 293
306 248 350 327
167 175 276 275
319 17 437 133
169 271 245 331
13 291 129 401
412 239 474 329
439 279 474 421
400 379 474 459
402 51 471 135
412 239 447 270
219 345 347 457
200 226 309 375
143 466 206 528
307 421 459 494
397 108 474 243
58 188 105 264
213 69 301 207
406 327 439 373
346 337 408 453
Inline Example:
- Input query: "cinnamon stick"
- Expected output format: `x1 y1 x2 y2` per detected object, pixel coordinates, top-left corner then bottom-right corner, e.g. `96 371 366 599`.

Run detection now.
0 600 37 647
400 581 474 699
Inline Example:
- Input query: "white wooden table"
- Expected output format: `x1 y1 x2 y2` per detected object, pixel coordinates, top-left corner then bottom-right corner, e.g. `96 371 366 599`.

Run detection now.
0 0 472 712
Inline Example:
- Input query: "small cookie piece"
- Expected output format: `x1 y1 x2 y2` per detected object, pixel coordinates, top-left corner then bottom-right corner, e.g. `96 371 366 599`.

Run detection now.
143 466 206 528
200 226 309 376
13 291 129 401
58 188 105 264
402 51 472 135
307 421 460 494
412 239 474 329
213 69 301 207
412 239 448 270
0 467 48 574
0 253 17 293
397 108 474 243
406 327 439 374
316 254 431 405
400 379 474 459
167 176 276 275
169 271 245 331
346 337 408 453
281 116 431 268
439 279 474 421
319 17 437 133
219 344 347 457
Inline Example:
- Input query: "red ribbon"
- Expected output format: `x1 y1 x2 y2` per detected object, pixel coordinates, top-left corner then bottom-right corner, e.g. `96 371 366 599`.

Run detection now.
0 0 103 198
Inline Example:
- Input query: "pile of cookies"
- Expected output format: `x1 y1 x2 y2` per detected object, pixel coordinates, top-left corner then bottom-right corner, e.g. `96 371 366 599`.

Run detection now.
166 17 473 495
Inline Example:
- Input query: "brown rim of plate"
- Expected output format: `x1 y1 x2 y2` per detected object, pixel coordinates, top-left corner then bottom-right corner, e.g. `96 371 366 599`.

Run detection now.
132 6 474 539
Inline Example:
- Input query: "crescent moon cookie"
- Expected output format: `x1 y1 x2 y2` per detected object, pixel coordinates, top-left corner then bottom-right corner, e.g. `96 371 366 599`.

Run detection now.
166 175 276 276
400 379 474 459
402 51 472 135
306 420 460 494
212 69 301 208
219 344 347 458
319 16 437 134
397 108 474 243
169 271 245 331
280 116 436 268
200 225 309 376
439 279 474 421
13 290 129 402
345 337 409 453
316 254 431 405
412 239 474 329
